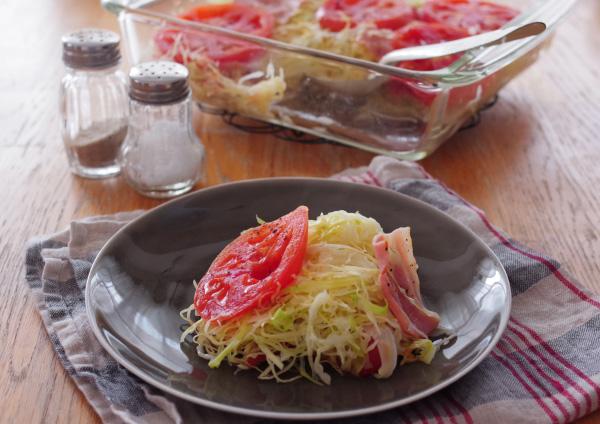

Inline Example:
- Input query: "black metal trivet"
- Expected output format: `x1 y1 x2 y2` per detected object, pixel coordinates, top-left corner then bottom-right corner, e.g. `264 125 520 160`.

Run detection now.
198 94 499 147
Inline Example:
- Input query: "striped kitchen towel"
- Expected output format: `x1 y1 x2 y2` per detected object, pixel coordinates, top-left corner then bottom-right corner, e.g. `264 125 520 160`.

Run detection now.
25 156 600 423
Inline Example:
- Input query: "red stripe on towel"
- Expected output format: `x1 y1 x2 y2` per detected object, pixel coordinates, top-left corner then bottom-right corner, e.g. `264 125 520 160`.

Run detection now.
491 350 560 423
422 398 445 424
367 170 383 187
507 323 587 417
502 329 576 421
438 397 459 424
511 317 600 411
443 392 474 424
413 402 430 424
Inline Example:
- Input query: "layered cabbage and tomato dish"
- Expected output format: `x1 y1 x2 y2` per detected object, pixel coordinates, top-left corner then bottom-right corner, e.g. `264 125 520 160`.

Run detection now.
155 0 519 124
181 206 441 384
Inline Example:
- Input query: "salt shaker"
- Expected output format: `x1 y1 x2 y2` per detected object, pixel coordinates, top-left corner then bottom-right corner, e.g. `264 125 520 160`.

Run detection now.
60 29 129 179
120 61 204 198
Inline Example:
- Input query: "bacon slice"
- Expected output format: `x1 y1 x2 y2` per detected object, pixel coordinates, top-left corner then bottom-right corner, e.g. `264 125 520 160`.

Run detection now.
372 228 440 339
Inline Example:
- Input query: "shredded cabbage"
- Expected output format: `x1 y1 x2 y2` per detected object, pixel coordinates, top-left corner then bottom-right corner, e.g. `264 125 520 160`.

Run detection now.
273 0 377 58
157 0 389 117
181 210 436 384
187 60 286 118
272 0 377 84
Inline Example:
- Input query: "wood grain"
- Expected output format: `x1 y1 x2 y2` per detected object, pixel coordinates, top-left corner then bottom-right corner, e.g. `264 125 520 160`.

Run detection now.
1 0 599 422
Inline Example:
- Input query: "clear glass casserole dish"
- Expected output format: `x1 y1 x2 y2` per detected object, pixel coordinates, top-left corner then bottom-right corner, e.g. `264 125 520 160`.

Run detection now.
104 0 576 159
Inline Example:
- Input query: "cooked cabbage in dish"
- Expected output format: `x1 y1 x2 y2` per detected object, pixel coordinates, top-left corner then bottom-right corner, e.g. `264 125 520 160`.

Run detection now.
154 0 518 146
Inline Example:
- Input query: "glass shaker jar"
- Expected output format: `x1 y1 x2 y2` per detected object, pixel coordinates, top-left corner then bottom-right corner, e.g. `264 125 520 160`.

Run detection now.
120 61 204 198
60 29 129 179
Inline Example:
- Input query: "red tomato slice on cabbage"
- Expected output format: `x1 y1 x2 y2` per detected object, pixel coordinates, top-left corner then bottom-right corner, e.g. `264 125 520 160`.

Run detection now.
359 344 382 376
194 206 309 323
418 0 518 34
154 3 274 65
318 0 415 32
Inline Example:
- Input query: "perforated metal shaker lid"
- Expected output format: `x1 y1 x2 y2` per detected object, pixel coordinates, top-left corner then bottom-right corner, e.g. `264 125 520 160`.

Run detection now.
62 28 121 69
129 61 190 105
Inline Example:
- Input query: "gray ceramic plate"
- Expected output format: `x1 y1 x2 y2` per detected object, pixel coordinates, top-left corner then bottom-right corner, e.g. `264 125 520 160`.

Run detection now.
86 178 510 420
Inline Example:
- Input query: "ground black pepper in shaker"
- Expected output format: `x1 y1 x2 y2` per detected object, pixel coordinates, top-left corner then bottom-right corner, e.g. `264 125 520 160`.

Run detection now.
60 28 129 179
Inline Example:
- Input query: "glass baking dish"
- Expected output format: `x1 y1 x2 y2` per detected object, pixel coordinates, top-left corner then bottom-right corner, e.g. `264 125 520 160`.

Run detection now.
104 0 576 159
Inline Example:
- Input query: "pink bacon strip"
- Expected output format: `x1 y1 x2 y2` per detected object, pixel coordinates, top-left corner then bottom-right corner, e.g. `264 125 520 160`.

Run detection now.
373 228 440 339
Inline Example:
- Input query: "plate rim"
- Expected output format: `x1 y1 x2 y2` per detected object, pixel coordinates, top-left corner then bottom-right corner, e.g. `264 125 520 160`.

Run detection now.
85 177 511 420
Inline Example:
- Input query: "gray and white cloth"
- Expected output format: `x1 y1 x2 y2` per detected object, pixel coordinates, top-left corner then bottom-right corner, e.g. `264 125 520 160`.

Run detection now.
25 156 600 423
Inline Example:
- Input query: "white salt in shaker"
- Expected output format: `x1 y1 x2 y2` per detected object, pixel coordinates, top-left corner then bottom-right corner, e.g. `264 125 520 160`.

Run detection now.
120 61 204 198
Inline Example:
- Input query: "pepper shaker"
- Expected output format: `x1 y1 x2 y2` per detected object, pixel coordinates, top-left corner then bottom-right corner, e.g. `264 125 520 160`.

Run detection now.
120 61 204 198
60 29 129 179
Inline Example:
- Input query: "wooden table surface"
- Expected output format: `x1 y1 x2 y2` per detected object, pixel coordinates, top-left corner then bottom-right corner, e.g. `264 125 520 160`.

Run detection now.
1 0 599 422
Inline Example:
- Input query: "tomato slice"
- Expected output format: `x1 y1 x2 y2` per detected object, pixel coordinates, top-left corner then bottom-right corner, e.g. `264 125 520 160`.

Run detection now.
194 206 309 322
359 344 382 376
318 0 415 32
391 21 469 70
418 0 518 34
154 3 274 65
385 21 469 106
178 3 274 35
245 354 267 367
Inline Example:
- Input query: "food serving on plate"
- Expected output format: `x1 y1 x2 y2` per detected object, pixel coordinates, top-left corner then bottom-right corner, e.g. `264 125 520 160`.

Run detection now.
181 206 441 384
154 0 518 127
